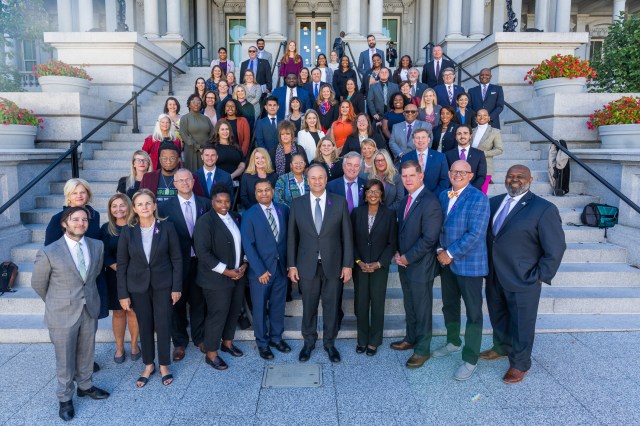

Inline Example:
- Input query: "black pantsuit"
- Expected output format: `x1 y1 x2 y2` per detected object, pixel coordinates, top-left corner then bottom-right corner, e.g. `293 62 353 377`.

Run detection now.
299 261 342 348
202 281 246 351
353 268 388 347
131 287 173 366
171 257 206 348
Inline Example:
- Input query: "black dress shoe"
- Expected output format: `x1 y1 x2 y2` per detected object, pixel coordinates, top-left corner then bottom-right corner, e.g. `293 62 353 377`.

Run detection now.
205 354 228 370
324 346 341 363
366 346 378 356
259 347 275 360
59 400 74 421
356 345 366 354
220 344 244 357
93 362 100 373
269 340 292 353
77 386 110 400
299 345 313 362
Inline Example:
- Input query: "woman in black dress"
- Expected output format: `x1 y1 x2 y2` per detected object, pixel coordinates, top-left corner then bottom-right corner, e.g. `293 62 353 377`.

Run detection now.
310 137 343 182
239 147 278 209
332 56 357 100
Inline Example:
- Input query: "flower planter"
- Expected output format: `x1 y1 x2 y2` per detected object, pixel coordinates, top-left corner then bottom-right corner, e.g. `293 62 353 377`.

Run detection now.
598 124 640 149
38 75 90 94
0 124 38 149
533 77 587 97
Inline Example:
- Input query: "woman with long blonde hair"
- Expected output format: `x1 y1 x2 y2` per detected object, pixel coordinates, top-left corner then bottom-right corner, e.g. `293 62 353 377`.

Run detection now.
239 147 278 209
118 150 152 199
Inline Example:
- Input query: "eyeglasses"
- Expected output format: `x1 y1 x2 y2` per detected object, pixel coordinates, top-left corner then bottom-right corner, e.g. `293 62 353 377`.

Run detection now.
404 110 418 114
374 159 387 163
159 156 178 162
291 161 306 166
174 178 193 184
133 158 149 164
366 190 382 195
449 170 470 176
248 50 257 53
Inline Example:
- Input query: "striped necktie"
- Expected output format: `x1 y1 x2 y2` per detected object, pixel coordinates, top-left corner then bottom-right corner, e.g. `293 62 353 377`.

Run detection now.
266 207 278 240
76 242 87 280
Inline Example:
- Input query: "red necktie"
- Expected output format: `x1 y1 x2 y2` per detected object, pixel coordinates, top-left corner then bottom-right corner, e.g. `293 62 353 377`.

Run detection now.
403 195 413 219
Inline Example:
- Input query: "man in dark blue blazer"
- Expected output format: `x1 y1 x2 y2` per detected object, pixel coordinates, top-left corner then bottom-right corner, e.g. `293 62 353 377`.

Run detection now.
433 68 465 108
444 125 487 191
303 68 331 102
239 46 272 92
468 68 504 129
326 152 366 213
272 73 311 121
254 96 281 152
481 164 566 384
194 145 234 201
433 160 490 381
422 45 455 88
392 160 443 369
400 128 449 196
240 178 291 360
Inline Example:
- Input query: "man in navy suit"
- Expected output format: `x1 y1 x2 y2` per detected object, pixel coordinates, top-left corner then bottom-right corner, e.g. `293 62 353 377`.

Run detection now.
358 34 385 73
444 125 487 191
433 68 465 108
241 179 291 360
239 46 272 93
326 152 366 213
194 145 234 201
408 68 428 99
481 165 566 384
254 96 280 152
468 68 505 129
422 45 455 88
272 73 311 121
400 128 449 196
303 68 330 102
433 160 490 381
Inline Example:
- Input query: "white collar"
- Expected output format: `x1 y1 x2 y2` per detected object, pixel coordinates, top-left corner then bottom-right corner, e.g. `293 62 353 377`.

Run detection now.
203 166 216 174
64 234 86 248
260 202 275 212
178 193 195 205
409 185 425 198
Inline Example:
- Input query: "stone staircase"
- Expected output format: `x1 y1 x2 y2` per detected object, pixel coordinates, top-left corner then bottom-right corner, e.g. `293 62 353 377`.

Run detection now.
3 66 640 343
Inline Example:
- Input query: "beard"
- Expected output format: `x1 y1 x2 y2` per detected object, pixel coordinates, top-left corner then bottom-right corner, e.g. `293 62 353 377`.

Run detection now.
506 182 530 197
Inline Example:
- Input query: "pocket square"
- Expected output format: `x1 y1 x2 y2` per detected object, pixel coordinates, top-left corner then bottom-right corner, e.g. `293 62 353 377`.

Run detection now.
490 91 496 94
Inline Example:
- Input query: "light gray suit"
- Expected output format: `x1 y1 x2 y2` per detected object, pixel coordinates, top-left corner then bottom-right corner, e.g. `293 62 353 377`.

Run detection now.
258 48 273 68
388 120 433 158
472 126 503 176
32 236 104 402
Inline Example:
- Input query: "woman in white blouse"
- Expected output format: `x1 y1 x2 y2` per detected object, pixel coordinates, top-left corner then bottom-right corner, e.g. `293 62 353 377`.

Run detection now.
297 109 325 161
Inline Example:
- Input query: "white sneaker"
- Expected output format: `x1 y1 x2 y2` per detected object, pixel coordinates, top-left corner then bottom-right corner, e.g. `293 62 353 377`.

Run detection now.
454 362 477 381
431 343 461 358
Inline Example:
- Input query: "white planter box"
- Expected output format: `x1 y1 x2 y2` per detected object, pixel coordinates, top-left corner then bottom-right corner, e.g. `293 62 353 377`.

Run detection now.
598 124 640 149
0 124 38 149
533 77 587 97
38 75 90 94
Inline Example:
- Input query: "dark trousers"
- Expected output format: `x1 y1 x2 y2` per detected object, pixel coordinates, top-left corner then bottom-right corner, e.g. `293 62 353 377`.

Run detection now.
131 287 173 366
249 268 287 349
399 269 434 356
485 275 542 372
299 261 341 348
172 257 206 348
440 266 484 364
202 280 245 352
354 267 389 347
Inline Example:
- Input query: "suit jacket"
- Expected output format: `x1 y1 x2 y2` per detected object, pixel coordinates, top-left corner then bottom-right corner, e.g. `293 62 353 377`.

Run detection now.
431 124 458 152
360 68 381 95
241 202 289 280
401 149 449 196
438 185 490 276
240 58 272 91
32 236 104 328
388 120 433 157
140 170 204 197
272 86 311 121
344 92 366 115
468 84 504 129
453 108 476 128
351 205 397 266
422 58 455 87
380 174 405 210
117 220 183 298
487 192 566 291
257 49 273 67
303 81 330 103
358 48 385 73
255 116 280 152
472 126 503 175
326 177 367 209
396 188 443 282
287 192 354 280
342 132 387 155
367 81 399 118
194 167 234 200
444 147 487 191
433 84 465 108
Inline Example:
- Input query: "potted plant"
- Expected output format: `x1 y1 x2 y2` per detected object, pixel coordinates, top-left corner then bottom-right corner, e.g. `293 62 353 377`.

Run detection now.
587 96 640 149
0 98 44 149
525 54 596 97
33 60 92 94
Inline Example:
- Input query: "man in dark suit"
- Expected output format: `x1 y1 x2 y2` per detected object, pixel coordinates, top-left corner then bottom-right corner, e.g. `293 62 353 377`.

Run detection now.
241 179 291 360
239 45 272 93
481 164 566 384
32 207 109 421
254 96 280 152
400 128 449 196
304 68 331 102
288 163 354 363
158 168 211 361
333 31 345 58
433 68 465 108
367 68 399 122
433 160 490 381
422 45 455 88
392 160 443 369
326 152 366 213
141 144 203 202
358 34 385 73
468 68 504 129
194 145 234 201
272 73 311 121
444 125 487 191
408 68 428 99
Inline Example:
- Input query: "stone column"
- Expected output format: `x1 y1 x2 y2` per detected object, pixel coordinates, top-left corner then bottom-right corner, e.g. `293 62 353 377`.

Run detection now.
534 0 549 31
446 0 463 37
144 0 160 38
416 0 432 64
77 0 94 31
469 0 485 38
613 0 626 21
267 0 283 36
512 0 523 29
105 0 117 32
245 0 260 38
166 0 182 37
196 0 208 45
554 0 571 32
345 0 361 37
57 0 73 32
368 0 384 38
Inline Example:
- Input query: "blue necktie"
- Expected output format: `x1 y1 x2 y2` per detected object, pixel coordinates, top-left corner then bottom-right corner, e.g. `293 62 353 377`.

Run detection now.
250 59 255 74
314 83 319 99
493 198 514 235
271 117 276 128
206 171 213 192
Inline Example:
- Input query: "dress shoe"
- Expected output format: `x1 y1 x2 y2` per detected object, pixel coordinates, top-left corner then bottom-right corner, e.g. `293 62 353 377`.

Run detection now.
130 345 142 361
366 346 377 357
220 344 244 357
59 400 74 421
269 340 292 353
93 362 100 373
405 353 430 369
77 386 110 400
324 346 341 363
172 346 186 361
480 348 507 361
454 362 477 381
197 343 206 354
299 345 313 362
432 343 462 359
502 367 527 384
356 345 366 354
390 341 415 351
205 354 228 370
238 313 252 330
259 346 275 360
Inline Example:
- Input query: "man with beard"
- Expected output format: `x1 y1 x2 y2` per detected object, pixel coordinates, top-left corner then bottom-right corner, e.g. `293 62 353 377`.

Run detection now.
481 164 566 384
272 73 311 121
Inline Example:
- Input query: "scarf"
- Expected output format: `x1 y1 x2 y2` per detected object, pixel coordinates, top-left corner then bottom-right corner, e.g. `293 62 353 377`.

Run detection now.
319 101 331 115
275 143 299 175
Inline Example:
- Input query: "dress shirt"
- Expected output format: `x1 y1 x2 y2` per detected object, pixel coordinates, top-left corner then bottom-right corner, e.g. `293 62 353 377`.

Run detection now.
310 191 327 223
492 191 528 225
203 166 217 178
344 177 360 209
416 149 428 170
447 184 468 215
434 60 441 74
213 213 242 272
405 185 425 212
472 124 488 148
285 87 297 116
458 145 470 158
369 49 376 67
178 193 197 256
320 68 327 82
64 234 90 273
260 202 280 235
297 178 306 195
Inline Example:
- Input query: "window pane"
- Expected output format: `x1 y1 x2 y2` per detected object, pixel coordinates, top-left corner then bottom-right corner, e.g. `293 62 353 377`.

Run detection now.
314 22 328 65
228 18 246 65
382 18 399 50
299 21 312 67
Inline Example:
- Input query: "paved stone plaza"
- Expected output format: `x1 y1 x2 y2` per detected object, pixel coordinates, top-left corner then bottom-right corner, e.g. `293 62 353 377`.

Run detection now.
0 332 637 425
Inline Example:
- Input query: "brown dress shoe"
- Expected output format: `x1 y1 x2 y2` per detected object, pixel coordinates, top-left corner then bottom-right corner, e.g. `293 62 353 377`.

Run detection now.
480 349 507 361
390 341 415 351
502 367 527 384
172 346 186 361
198 343 206 354
405 353 430 369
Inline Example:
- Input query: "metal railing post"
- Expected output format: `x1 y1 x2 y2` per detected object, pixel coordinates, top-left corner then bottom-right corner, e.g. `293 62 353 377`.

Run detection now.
70 141 80 178
131 91 140 134
199 46 203 67
168 63 174 96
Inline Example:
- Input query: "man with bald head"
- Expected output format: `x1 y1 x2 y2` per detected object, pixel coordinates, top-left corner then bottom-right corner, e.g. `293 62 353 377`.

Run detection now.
432 160 490 381
481 164 566 384
468 68 504 129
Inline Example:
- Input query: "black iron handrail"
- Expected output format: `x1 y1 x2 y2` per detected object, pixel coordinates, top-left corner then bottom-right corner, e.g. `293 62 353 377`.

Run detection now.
422 42 640 215
0 42 206 216
344 42 364 82
272 41 286 89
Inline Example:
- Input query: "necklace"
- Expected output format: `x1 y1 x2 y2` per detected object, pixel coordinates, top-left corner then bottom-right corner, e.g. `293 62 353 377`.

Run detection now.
161 173 174 189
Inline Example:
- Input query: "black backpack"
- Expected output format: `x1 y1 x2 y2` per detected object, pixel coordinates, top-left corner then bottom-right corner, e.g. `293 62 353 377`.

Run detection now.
0 262 18 295
580 203 618 228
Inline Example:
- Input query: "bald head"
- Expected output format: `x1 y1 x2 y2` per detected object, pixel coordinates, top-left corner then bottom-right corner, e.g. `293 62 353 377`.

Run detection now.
449 160 473 190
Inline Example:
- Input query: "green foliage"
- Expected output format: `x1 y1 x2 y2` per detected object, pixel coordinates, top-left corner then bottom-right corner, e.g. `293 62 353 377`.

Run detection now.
591 12 640 93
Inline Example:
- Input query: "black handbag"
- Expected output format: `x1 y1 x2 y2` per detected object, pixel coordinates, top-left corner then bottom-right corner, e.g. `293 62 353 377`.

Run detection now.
0 262 18 295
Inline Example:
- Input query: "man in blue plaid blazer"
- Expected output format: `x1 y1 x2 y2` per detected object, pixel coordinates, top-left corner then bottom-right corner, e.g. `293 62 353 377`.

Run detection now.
433 160 490 381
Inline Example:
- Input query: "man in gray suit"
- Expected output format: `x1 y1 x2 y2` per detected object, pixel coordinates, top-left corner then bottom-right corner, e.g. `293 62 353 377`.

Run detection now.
31 206 110 421
288 163 354 363
388 103 433 159
367 68 399 122
256 38 273 68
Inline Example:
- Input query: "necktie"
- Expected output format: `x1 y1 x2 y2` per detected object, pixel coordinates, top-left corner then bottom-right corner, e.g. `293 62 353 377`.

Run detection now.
288 88 294 111
493 198 514 235
406 123 413 143
460 148 466 160
447 85 453 104
435 60 440 78
266 207 278 240
314 83 319 99
418 152 425 170
314 198 323 234
403 195 412 219
411 85 416 96
249 59 254 73
447 190 459 199
382 83 388 103
184 201 195 236
482 84 487 101
271 117 276 128
346 182 355 213
206 171 213 192
76 242 87 280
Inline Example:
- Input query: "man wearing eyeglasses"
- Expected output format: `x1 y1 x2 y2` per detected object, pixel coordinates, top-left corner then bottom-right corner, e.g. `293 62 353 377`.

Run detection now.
444 125 487 191
388 104 433 159
239 45 272 95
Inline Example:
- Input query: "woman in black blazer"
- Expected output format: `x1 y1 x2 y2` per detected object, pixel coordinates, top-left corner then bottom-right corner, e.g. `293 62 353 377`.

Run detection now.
193 184 248 370
431 106 458 153
350 179 397 356
117 189 182 387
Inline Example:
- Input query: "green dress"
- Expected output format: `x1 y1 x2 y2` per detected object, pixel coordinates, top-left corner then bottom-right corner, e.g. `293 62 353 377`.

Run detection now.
179 112 215 170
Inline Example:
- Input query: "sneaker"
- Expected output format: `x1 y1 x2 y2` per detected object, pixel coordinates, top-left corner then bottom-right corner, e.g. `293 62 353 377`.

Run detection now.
454 362 477 381
431 343 461 358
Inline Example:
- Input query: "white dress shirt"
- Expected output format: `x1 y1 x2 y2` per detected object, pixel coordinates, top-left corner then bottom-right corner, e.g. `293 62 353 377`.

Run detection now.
203 165 217 180
416 149 428 170
434 59 441 73
447 184 468 215
310 191 327 223
472 124 488 148
178 193 197 255
260 202 280 235
406 185 424 211
285 87 298 116
64 234 90 273
492 191 529 225
213 213 242 273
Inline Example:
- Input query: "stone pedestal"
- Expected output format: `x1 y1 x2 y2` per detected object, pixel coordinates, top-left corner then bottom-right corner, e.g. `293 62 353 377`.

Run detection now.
152 37 189 63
